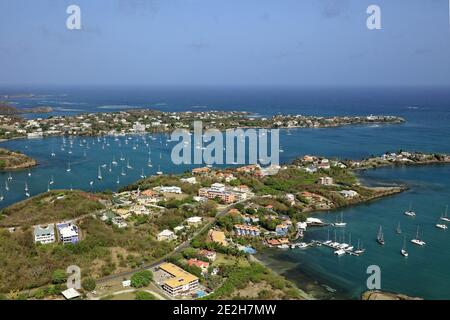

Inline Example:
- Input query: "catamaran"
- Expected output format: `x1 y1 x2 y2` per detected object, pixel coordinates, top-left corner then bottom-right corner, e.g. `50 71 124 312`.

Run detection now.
401 236 409 257
436 222 448 230
334 212 347 227
411 226 426 246
404 203 416 217
440 205 450 222
377 226 385 245
98 166 103 180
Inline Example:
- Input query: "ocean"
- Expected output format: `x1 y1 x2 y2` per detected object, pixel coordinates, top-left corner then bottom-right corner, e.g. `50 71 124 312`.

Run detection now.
1 86 450 299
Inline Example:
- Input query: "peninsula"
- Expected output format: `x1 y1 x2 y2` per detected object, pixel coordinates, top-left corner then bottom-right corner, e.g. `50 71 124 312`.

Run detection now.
0 108 404 140
0 148 36 170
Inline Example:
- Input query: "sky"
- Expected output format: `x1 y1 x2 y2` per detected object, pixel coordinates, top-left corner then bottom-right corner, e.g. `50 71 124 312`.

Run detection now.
1 0 450 87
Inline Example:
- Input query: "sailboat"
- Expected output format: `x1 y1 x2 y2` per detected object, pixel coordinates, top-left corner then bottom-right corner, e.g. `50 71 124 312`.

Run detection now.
121 167 126 176
140 169 146 179
66 162 71 172
126 159 133 169
0 192 4 201
51 147 56 157
440 205 450 222
354 239 365 255
376 226 385 245
404 203 416 217
156 165 163 175
436 221 448 230
47 182 51 192
396 222 402 234
112 156 118 166
334 212 347 227
25 182 30 197
116 177 120 184
109 163 112 173
28 169 31 177
7 173 12 181
98 166 103 180
49 175 54 185
401 236 409 257
120 153 125 161
5 180 9 192
147 155 153 167
411 226 426 246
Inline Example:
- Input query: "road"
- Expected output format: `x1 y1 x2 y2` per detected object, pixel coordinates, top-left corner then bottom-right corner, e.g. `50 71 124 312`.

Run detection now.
96 199 248 285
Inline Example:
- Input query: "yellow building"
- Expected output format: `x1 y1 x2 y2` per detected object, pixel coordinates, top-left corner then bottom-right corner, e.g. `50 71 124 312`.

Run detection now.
159 263 199 296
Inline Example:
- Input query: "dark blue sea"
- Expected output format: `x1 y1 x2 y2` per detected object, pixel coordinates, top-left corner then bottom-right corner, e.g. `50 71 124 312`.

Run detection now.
1 86 450 299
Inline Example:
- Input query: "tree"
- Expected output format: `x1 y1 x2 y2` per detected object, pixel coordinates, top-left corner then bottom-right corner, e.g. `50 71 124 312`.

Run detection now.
81 277 96 292
52 269 67 284
131 270 153 288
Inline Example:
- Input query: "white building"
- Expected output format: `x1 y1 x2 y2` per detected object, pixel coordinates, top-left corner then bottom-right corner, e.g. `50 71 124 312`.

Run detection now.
186 216 203 227
33 224 56 244
154 186 182 194
340 190 359 198
157 229 176 241
180 177 197 184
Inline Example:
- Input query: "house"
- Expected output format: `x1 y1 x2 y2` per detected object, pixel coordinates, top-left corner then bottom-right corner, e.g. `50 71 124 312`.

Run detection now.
34 224 56 244
159 263 199 297
157 229 176 241
186 216 203 227
303 155 316 162
56 222 79 244
192 167 210 175
198 184 236 204
318 176 334 186
304 165 317 173
174 225 185 233
339 190 359 198
208 230 227 246
187 259 210 274
199 249 217 262
154 186 182 194
61 288 80 300
275 224 290 237
234 224 261 237
180 177 197 184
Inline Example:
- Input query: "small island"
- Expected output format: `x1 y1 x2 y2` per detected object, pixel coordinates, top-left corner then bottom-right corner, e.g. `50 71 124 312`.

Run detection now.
0 148 36 170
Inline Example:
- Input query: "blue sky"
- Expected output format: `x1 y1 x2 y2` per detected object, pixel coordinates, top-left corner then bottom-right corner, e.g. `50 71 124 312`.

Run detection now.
1 0 449 87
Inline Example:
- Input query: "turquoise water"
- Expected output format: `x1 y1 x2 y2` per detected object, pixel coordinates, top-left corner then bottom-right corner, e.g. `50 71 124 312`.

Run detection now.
264 165 450 299
2 87 450 299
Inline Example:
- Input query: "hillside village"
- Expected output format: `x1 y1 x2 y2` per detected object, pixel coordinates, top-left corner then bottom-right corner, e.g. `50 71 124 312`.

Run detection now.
0 151 413 300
